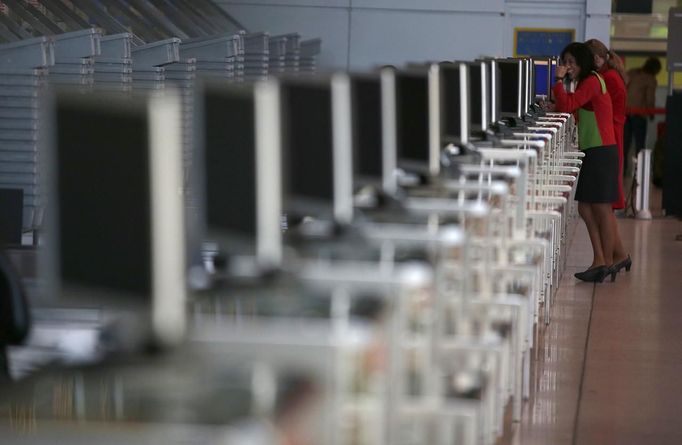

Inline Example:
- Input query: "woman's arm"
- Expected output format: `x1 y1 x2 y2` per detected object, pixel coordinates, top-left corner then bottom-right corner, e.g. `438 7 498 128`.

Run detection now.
552 75 599 113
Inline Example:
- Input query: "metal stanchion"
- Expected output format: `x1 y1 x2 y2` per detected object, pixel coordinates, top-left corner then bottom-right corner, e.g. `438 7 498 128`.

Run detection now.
635 148 653 220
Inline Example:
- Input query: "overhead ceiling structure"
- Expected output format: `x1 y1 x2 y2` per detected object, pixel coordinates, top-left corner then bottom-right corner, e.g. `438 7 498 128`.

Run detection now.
0 0 245 44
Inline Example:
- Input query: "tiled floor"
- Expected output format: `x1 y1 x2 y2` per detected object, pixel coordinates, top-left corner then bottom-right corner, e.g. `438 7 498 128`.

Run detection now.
507 192 682 445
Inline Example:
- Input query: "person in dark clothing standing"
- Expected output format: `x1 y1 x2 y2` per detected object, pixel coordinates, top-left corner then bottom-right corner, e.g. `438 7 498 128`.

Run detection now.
623 57 661 176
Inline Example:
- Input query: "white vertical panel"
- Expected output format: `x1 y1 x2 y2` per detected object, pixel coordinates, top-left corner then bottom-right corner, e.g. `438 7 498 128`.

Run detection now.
586 0 612 15
585 16 612 47
149 92 186 346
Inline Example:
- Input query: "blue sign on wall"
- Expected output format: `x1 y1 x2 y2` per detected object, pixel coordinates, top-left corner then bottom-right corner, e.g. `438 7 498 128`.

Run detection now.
515 28 575 58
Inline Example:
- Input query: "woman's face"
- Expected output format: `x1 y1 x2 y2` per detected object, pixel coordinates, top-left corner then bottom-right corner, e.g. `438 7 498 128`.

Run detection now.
563 53 580 80
593 53 606 71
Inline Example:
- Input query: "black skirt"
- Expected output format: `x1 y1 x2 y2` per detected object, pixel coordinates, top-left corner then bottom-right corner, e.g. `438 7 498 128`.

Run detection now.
574 145 619 203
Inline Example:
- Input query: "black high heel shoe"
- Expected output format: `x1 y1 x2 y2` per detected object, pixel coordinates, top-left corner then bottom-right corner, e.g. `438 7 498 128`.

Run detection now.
613 255 632 273
606 264 619 282
574 265 609 283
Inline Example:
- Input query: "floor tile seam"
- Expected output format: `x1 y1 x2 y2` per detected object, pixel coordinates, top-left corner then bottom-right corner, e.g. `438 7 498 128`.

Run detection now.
571 282 597 445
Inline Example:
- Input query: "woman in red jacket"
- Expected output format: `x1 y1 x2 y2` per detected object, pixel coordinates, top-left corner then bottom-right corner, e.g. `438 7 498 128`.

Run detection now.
585 39 632 272
585 39 627 209
553 42 628 282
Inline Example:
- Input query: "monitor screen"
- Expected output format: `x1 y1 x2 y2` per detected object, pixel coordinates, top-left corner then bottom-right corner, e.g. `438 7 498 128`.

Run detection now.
468 62 485 132
395 72 429 165
440 63 463 143
0 188 22 245
55 98 152 296
203 88 257 240
351 76 383 185
280 81 334 211
534 60 550 97
499 59 521 117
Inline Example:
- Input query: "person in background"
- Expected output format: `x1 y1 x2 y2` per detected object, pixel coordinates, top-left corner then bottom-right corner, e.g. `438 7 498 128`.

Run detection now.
585 39 631 273
623 57 661 176
553 42 629 282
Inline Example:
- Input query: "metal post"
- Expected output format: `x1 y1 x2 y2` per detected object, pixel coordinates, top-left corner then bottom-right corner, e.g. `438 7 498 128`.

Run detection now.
635 148 653 220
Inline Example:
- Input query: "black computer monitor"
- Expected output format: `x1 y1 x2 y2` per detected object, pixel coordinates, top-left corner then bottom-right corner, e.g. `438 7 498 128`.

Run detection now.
482 59 501 124
439 62 469 146
0 189 22 245
350 74 383 188
280 75 353 224
394 68 441 177
43 90 186 345
196 80 282 269
349 70 399 197
498 59 523 118
533 58 552 98
467 61 488 134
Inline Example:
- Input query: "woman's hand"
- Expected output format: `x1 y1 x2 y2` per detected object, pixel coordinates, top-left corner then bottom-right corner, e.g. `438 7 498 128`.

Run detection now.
542 100 557 111
555 65 568 80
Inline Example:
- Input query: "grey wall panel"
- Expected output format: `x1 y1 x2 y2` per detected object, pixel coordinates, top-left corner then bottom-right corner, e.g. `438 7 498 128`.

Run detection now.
586 0 612 15
220 4 351 68
348 8 505 70
352 0 504 13
218 0 349 7
506 0 583 3
215 0 609 70
669 8 682 69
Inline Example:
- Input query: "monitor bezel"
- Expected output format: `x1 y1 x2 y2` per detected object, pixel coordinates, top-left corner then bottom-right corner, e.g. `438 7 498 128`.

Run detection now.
392 66 443 178
467 60 488 134
498 58 523 119
348 72 392 194
194 80 283 270
41 89 186 346
438 61 470 147
278 74 354 226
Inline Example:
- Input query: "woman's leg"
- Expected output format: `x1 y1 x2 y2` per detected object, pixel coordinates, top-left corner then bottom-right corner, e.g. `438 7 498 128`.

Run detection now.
591 203 616 266
578 202 605 268
611 213 628 264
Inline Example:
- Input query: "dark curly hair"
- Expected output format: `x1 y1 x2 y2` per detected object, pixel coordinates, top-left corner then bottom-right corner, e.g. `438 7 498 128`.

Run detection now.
561 42 596 83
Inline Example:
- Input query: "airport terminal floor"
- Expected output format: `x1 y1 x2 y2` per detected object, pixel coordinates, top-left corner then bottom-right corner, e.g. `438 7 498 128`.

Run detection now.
503 191 682 445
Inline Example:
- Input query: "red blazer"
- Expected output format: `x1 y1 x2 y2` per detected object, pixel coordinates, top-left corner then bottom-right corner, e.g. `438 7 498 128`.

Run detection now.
553 73 616 149
601 68 627 209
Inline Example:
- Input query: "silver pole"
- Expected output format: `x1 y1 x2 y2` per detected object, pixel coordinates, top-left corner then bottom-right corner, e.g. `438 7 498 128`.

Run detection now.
636 149 653 220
